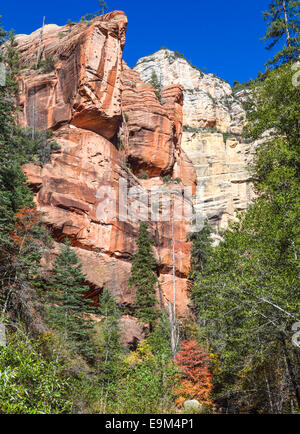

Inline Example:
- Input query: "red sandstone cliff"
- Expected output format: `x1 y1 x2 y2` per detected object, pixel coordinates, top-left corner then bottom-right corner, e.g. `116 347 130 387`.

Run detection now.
16 12 196 336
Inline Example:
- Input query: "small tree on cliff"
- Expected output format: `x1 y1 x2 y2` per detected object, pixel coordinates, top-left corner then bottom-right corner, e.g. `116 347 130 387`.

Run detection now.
129 222 159 331
47 241 95 361
98 0 108 15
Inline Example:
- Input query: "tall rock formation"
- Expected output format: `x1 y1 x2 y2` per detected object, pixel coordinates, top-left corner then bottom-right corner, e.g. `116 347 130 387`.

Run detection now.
16 12 196 337
134 49 255 230
15 15 255 345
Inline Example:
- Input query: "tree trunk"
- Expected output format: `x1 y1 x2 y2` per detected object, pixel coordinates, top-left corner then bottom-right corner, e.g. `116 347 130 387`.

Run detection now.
169 211 178 359
280 333 300 408
36 16 45 69
282 0 291 48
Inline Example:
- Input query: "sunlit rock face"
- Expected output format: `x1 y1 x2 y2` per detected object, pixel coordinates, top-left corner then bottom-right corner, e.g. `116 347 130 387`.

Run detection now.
134 48 246 134
17 13 196 332
17 11 128 139
134 49 255 230
181 132 256 231
16 13 256 345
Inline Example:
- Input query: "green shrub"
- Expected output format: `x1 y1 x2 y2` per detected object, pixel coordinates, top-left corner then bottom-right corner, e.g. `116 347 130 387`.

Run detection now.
139 172 150 180
119 138 124 150
37 54 55 73
0 334 72 414
162 174 172 184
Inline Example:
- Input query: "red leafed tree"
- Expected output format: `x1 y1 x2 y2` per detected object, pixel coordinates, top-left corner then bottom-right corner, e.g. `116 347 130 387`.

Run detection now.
174 340 213 407
10 207 42 247
9 207 46 283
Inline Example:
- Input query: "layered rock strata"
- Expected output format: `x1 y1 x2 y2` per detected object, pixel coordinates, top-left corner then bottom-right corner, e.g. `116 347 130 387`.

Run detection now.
134 49 254 229
17 12 196 327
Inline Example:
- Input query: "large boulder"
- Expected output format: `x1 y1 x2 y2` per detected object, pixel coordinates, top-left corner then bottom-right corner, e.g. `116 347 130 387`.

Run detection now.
183 400 204 412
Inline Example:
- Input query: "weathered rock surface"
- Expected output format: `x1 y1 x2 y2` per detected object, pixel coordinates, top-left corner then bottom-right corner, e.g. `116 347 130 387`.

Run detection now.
134 49 254 230
134 48 246 134
183 400 204 412
182 132 255 230
17 11 128 140
16 14 255 346
17 13 195 338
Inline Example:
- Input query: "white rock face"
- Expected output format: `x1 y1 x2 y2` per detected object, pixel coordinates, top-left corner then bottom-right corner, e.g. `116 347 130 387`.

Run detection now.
134 48 246 134
134 49 255 231
182 132 256 231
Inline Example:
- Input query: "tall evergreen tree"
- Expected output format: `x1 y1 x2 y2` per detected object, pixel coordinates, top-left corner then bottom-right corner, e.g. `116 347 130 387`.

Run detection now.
98 0 108 15
47 242 95 361
262 0 300 66
188 222 213 278
129 222 159 331
96 289 123 381
192 63 300 413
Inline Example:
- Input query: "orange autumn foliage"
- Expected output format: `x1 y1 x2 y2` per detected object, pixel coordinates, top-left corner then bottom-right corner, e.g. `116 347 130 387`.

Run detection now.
174 340 213 407
10 207 41 247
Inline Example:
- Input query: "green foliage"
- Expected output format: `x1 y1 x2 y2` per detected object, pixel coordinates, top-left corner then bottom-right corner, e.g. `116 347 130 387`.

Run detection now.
0 26 55 326
139 171 150 179
162 174 172 184
0 333 72 414
129 222 159 329
107 336 178 414
188 222 213 278
94 289 123 383
79 1 109 23
0 17 181 415
46 242 96 361
118 138 124 150
183 125 201 133
98 0 108 15
66 19 75 27
36 53 56 73
162 175 181 184
149 70 161 100
262 0 300 66
244 62 299 159
191 62 300 413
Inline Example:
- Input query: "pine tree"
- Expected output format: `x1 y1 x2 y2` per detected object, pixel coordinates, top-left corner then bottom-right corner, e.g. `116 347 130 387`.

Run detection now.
98 0 108 15
188 222 213 278
0 24 43 322
96 289 123 381
129 222 159 331
192 64 300 412
262 0 300 66
47 242 95 361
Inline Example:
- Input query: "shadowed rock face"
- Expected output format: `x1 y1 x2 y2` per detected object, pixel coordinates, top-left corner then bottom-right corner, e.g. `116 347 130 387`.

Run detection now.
18 11 196 329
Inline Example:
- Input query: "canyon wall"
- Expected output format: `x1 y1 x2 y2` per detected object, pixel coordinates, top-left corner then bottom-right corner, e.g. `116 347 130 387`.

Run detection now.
134 49 255 230
16 13 196 343
15 15 254 344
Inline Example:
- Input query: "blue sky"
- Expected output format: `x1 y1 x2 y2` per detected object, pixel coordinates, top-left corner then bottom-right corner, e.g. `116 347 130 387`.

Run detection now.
1 0 279 85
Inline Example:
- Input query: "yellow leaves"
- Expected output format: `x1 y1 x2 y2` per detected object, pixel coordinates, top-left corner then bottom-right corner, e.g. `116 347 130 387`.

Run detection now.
124 340 155 367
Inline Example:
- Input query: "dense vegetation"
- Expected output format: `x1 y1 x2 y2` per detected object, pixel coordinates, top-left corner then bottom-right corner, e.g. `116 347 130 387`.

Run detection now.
191 61 300 413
